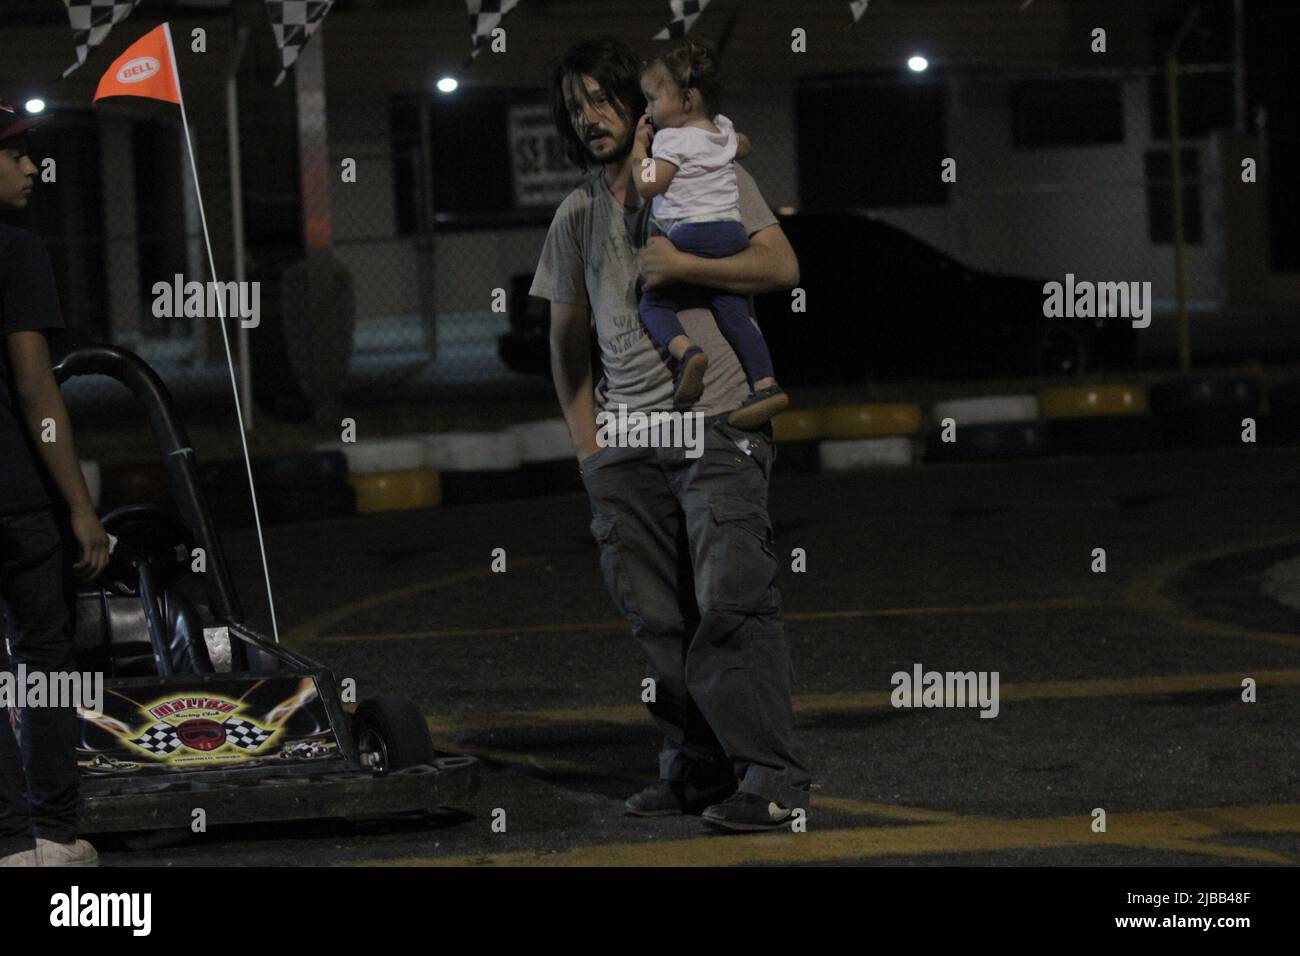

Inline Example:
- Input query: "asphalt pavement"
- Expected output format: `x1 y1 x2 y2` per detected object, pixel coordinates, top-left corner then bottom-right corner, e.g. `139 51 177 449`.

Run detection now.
97 441 1300 865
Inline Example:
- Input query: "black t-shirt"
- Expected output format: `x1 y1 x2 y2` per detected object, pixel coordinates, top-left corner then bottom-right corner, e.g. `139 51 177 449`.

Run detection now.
0 223 65 516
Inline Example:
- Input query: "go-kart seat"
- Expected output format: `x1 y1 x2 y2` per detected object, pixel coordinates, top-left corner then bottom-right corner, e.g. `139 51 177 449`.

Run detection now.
73 504 214 678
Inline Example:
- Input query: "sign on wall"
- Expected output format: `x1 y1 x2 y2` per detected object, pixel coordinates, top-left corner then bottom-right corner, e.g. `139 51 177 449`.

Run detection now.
508 103 583 208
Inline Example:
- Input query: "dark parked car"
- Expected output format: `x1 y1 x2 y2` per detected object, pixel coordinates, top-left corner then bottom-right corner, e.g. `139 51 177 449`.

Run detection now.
502 211 1136 384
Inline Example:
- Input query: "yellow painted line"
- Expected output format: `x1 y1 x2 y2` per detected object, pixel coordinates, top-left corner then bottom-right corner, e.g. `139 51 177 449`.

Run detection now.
791 596 1100 621
315 619 627 644
301 596 1103 645
427 735 649 785
282 558 540 646
434 736 974 826
810 795 977 825
436 741 1290 864
424 669 1300 735
1133 839 1295 865
283 537 1300 653
356 803 1300 867
1123 538 1300 651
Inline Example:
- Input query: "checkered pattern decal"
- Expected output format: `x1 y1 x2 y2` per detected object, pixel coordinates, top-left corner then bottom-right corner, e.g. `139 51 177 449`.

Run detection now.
128 722 183 756
127 718 272 756
654 0 711 40
223 718 273 751
60 0 144 78
263 0 337 87
467 0 521 60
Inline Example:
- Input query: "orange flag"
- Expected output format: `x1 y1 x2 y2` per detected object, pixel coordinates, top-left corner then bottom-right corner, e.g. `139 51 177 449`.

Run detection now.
93 24 180 106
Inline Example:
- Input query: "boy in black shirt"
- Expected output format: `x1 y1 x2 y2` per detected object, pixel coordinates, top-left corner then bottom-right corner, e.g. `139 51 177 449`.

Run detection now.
0 104 108 866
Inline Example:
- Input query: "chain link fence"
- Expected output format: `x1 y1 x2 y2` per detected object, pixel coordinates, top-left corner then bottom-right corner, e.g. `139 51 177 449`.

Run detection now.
48 58 1261 423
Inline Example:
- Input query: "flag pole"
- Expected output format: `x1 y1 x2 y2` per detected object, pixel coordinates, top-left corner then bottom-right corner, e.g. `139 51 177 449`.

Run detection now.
227 26 253 433
162 21 281 642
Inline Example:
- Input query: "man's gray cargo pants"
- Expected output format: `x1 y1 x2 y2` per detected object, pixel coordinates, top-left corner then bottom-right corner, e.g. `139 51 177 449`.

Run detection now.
580 413 811 809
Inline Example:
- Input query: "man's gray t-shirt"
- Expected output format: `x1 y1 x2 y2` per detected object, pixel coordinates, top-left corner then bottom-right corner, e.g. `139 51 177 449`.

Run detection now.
530 163 777 418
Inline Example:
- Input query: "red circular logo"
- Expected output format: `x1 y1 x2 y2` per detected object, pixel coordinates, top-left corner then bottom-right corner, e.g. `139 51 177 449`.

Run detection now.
176 718 227 752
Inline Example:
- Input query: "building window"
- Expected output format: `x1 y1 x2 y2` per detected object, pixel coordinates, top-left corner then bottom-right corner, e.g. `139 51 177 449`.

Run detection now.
796 74 948 209
390 89 582 232
1011 79 1124 149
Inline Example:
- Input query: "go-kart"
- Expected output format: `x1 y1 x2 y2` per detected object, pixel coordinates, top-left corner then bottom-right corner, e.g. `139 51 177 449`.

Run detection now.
51 342 477 834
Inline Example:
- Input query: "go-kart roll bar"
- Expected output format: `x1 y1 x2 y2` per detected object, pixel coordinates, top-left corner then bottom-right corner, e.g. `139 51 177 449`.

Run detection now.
52 342 246 627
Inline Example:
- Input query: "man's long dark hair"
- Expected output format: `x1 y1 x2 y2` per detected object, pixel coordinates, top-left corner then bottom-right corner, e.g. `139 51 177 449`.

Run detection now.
548 36 647 171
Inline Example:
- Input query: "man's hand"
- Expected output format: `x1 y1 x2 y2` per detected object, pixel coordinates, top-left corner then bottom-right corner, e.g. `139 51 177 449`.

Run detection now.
69 505 109 580
639 235 686 291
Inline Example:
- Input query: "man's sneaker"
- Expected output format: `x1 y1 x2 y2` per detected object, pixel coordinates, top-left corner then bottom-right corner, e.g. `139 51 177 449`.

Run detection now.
0 846 37 867
625 778 736 817
35 838 99 867
673 346 709 407
727 384 790 429
701 791 799 831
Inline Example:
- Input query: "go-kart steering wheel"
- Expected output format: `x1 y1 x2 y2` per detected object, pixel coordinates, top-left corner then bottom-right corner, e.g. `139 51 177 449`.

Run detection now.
100 503 194 586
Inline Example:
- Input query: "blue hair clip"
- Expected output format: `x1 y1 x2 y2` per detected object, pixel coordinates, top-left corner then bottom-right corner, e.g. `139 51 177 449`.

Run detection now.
689 65 701 86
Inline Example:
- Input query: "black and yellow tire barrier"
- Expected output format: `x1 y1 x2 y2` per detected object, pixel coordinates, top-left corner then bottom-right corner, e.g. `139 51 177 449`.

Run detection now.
1037 383 1159 454
821 403 924 439
771 409 825 474
925 420 1051 462
1037 384 1148 419
771 409 824 443
1148 376 1263 448
349 469 443 513
1265 379 1300 445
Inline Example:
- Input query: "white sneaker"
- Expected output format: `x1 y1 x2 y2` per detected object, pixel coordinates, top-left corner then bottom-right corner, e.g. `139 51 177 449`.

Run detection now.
35 837 99 867
0 846 38 866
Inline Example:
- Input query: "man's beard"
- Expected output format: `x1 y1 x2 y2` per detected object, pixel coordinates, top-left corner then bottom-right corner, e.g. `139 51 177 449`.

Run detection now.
588 127 634 167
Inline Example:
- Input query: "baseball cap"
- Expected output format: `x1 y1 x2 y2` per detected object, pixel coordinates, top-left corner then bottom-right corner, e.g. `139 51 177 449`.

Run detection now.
0 100 44 144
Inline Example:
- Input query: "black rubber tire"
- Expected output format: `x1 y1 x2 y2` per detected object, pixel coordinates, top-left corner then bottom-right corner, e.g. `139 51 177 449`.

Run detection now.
352 695 435 774
1148 376 1261 416
1159 413 1257 448
1265 380 1300 445
263 450 349 485
521 459 585 496
440 470 530 506
771 439 821 475
925 420 1051 462
1048 416 1164 454
1270 379 1300 414
264 481 357 524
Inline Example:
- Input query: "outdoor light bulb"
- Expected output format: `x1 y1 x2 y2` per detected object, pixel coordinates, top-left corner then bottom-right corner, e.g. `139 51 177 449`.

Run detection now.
907 55 929 72
24 98 45 114
437 77 458 94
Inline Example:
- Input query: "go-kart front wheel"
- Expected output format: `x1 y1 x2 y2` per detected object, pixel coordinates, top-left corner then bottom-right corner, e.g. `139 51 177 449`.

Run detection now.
352 695 436 774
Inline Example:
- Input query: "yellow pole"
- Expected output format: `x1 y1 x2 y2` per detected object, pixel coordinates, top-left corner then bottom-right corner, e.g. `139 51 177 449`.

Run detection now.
1166 3 1200 374
1167 51 1190 373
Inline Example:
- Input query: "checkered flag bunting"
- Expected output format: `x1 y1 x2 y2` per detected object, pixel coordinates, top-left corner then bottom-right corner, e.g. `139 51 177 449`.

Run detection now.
264 0 337 87
128 722 182 756
223 718 273 750
466 0 521 61
654 0 711 40
60 0 144 79
849 0 871 23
